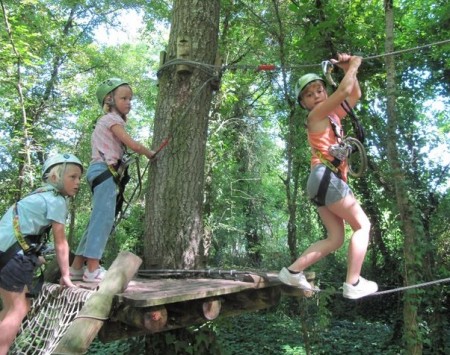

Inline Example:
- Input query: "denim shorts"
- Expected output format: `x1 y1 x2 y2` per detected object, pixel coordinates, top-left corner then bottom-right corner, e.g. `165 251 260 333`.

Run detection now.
307 164 352 206
0 252 39 293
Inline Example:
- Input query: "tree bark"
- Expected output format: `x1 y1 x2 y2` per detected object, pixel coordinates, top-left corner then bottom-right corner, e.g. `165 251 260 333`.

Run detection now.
144 0 220 270
384 1 423 353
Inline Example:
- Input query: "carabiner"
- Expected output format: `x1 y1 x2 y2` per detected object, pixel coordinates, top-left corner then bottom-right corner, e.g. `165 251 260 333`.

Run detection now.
321 60 337 88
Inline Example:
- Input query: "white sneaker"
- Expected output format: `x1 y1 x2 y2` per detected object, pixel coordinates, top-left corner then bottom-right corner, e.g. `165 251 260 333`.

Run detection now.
83 267 107 283
343 276 378 299
278 267 319 291
69 266 85 281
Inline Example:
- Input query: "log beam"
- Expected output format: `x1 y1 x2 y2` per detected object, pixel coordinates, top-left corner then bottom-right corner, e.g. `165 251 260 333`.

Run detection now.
99 287 280 342
114 305 168 333
53 251 142 354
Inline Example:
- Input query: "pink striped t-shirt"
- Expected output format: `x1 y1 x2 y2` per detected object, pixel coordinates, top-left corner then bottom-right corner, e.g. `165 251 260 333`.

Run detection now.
91 112 126 165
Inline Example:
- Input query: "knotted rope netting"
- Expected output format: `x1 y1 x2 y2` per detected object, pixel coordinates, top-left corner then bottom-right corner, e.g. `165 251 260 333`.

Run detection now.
10 283 94 355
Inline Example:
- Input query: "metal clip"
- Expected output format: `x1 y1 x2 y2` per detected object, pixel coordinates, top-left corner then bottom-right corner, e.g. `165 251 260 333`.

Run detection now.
321 60 337 88
121 153 133 166
116 154 134 179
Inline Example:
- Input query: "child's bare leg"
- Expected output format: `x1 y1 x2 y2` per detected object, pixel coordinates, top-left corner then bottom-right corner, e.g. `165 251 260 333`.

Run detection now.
0 288 30 353
288 207 345 271
327 194 371 284
346 227 370 283
86 258 100 272
72 256 100 273
70 255 86 270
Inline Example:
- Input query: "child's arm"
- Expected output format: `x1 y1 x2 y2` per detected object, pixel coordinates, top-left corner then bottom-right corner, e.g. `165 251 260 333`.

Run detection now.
309 54 362 123
332 54 362 117
52 221 75 287
111 124 156 160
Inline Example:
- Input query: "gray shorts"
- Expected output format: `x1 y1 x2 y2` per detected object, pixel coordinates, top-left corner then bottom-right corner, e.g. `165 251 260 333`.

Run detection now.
307 164 352 206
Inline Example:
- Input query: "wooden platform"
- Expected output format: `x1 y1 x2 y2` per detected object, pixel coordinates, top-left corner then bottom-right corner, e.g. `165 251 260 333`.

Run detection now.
47 253 317 352
118 272 279 307
94 270 313 342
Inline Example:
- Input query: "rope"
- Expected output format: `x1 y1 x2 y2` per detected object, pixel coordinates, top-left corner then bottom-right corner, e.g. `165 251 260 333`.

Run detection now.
369 277 450 297
149 38 450 170
11 283 94 355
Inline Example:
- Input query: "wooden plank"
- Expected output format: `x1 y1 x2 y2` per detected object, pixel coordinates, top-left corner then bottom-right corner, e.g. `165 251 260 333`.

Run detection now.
115 271 315 308
116 278 262 307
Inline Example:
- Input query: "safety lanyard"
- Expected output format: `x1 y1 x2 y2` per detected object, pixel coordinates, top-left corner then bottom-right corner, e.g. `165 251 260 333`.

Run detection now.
328 115 344 141
322 59 365 143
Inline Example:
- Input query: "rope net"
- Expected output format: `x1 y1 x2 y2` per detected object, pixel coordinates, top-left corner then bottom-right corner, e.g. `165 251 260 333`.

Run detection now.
10 283 94 355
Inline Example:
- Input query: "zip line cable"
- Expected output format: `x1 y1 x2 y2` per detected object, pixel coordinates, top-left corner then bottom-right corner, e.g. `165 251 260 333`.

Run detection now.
362 38 450 61
144 37 450 167
231 38 450 71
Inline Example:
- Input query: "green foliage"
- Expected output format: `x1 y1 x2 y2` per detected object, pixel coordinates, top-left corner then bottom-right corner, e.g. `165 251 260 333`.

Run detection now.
1 0 450 353
312 319 396 354
87 336 145 354
145 324 223 354
214 308 401 355
215 310 305 354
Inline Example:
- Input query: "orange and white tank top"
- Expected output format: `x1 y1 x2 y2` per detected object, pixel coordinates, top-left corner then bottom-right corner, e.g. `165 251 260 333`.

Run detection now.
307 112 348 181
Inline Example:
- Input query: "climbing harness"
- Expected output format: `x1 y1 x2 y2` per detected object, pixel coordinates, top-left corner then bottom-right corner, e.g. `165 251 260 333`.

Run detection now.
89 134 170 235
0 186 60 296
91 150 135 215
111 154 142 229
0 186 57 268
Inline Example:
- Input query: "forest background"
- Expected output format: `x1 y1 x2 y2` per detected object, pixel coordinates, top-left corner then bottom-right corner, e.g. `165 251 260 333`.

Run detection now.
0 0 449 354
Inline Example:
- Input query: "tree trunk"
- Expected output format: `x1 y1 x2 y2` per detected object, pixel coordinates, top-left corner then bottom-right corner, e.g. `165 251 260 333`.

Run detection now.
384 1 423 353
144 0 220 270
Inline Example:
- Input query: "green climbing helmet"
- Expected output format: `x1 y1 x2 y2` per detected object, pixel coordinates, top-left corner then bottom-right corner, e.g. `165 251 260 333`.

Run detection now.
295 73 325 100
96 78 129 107
42 153 83 179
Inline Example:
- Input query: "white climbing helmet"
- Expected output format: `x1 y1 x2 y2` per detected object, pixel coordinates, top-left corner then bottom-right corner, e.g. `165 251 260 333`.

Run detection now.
42 153 83 180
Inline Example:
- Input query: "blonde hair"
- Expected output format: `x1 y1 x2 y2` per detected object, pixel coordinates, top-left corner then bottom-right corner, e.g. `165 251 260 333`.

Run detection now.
43 163 78 190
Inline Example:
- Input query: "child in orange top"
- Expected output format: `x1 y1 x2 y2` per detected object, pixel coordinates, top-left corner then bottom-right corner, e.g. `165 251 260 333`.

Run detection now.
278 54 378 299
